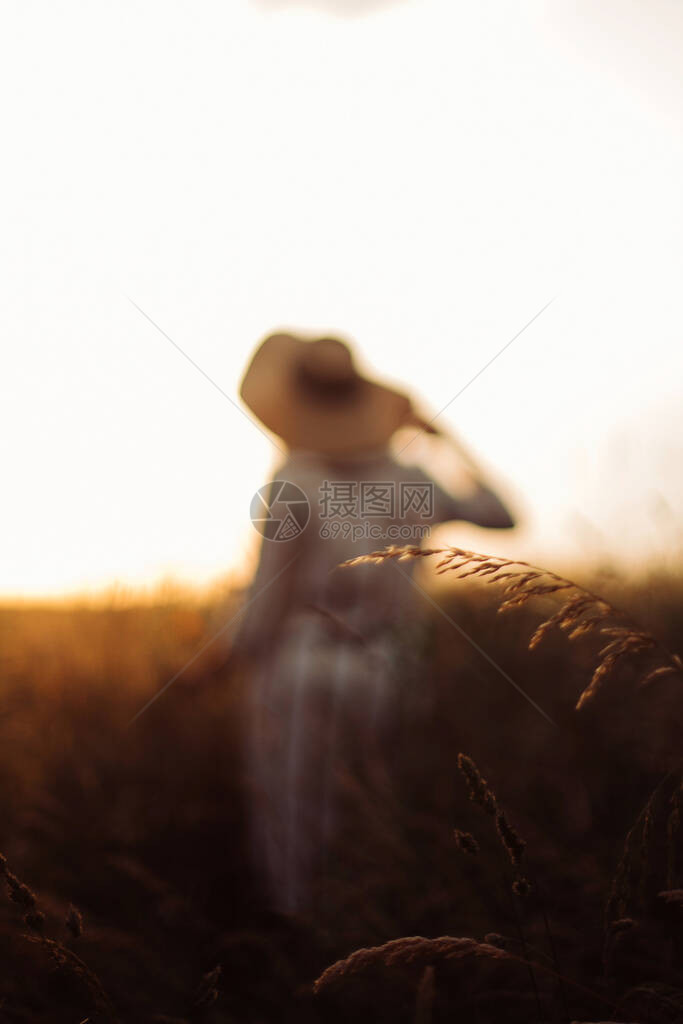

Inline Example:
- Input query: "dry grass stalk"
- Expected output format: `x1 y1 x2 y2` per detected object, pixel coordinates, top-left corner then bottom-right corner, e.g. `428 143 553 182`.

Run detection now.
605 773 682 928
666 781 681 890
496 811 526 868
453 829 479 856
511 877 532 898
66 903 84 939
1 851 114 1019
341 545 444 568
457 753 497 816
314 933 605 1012
605 792 656 925
341 545 683 710
658 889 683 908
455 752 560 1014
638 798 654 906
456 754 530 904
615 980 683 1021
195 964 222 1008
313 935 511 993
27 934 115 1021
0 851 45 934
414 964 435 1024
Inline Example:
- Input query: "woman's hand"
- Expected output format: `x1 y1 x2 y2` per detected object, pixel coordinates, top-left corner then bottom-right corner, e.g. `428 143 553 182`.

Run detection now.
402 403 441 436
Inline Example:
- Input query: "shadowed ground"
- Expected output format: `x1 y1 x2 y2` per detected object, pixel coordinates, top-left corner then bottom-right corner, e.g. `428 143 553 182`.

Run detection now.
0 561 681 1021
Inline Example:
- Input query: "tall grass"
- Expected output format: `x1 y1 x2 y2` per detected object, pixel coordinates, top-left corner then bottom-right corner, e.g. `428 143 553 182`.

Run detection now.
314 544 683 1021
0 548 681 1020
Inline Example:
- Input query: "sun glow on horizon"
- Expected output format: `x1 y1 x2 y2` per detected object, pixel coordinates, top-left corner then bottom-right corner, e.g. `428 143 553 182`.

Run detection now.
2 0 682 599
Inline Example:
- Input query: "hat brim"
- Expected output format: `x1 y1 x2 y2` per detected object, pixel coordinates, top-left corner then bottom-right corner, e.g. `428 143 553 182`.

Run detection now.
240 333 411 456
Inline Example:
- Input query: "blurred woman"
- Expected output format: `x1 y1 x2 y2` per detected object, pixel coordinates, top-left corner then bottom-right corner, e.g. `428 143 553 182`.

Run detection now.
236 331 514 915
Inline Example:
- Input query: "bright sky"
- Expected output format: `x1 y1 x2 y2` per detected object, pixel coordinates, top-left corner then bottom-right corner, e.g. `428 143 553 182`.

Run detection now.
2 0 682 598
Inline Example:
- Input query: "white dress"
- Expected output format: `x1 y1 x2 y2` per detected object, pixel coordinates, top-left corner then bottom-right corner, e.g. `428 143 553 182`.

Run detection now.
237 446 510 914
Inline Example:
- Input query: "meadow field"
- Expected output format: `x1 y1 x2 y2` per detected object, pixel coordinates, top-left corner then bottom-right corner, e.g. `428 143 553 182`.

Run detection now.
0 548 682 1022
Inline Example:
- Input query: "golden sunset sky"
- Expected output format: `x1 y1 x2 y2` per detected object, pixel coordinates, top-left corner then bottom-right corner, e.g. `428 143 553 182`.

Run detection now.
2 0 682 597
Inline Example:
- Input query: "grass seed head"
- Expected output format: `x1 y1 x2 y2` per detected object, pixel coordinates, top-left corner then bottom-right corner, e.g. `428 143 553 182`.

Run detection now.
66 903 83 939
457 754 497 816
453 829 480 855
496 811 527 867
24 909 46 934
340 544 683 713
512 877 532 898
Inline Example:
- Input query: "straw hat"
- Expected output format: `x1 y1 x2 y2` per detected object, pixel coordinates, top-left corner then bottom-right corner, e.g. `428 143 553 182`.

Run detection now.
239 332 414 455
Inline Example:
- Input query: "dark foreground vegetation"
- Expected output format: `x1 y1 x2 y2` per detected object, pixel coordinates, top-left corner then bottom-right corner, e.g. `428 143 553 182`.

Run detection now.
0 550 682 1022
